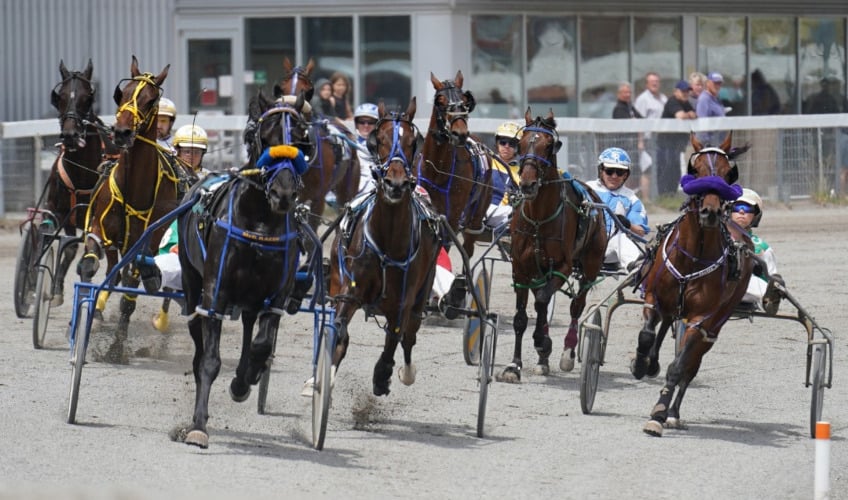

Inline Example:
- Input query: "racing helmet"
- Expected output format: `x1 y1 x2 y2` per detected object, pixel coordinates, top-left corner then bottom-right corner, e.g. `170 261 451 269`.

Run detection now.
495 122 523 142
158 97 176 119
736 188 763 227
354 102 379 121
173 124 208 151
597 147 631 178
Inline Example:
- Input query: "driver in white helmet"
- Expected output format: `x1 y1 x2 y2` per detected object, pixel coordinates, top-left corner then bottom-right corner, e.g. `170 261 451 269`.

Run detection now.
173 124 210 180
587 147 649 271
730 188 783 314
156 97 177 153
353 102 380 195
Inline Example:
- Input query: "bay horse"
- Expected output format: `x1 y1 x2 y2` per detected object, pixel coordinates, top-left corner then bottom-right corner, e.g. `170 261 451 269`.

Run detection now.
634 132 753 437
45 59 117 305
328 98 441 396
178 90 309 449
417 71 493 306
275 56 360 229
498 109 607 382
77 56 182 337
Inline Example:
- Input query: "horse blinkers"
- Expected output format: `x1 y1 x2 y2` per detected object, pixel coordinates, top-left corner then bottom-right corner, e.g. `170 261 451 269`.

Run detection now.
463 90 476 113
113 84 124 106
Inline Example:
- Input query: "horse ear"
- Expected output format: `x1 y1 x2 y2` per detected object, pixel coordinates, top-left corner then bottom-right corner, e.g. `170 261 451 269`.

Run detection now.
463 90 476 112
690 132 702 152
406 96 416 121
154 64 170 87
130 55 140 77
59 60 70 80
273 84 284 99
83 59 94 80
282 56 293 73
720 131 733 152
455 70 463 89
113 85 123 106
378 100 386 118
430 72 442 90
305 57 315 75
525 107 533 125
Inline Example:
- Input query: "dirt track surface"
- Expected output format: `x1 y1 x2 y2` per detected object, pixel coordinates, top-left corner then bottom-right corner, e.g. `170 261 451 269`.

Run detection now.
0 202 846 500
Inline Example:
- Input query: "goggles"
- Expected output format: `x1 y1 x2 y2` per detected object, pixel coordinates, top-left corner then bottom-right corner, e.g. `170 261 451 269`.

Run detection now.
603 167 628 177
732 202 758 214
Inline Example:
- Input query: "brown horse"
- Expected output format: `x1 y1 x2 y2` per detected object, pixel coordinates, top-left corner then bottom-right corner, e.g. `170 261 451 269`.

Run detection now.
77 56 182 338
498 109 607 382
45 59 117 305
418 71 492 259
634 132 753 437
328 98 441 396
275 56 360 229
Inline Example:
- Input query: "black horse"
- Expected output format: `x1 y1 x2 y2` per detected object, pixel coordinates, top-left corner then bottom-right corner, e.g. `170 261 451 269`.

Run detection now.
178 90 310 449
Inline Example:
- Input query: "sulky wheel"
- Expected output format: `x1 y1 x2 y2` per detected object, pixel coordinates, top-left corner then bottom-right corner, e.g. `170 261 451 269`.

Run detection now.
809 344 826 439
32 244 56 349
476 314 497 438
14 222 39 319
256 323 279 415
67 300 91 424
463 267 491 366
312 325 334 450
579 309 603 414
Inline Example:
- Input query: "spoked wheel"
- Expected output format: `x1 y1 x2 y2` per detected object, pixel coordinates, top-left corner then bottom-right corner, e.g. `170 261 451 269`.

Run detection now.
579 309 603 414
809 344 826 439
14 222 39 318
312 325 334 450
463 267 491 366
256 324 279 415
67 300 91 424
476 314 497 438
32 244 56 349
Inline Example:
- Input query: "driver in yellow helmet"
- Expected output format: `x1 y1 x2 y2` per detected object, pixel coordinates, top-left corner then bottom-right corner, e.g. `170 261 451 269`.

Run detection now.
485 121 522 230
156 97 177 153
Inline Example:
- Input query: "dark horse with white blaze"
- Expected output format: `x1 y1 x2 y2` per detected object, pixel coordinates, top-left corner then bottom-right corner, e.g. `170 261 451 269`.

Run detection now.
634 132 753 437
77 56 180 340
178 91 309 449
328 98 441 396
45 59 116 306
498 109 608 382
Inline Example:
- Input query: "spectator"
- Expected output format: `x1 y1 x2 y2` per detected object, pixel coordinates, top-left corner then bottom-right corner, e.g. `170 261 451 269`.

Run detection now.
719 75 745 115
750 69 781 115
611 81 645 191
329 72 353 120
634 71 667 199
311 78 335 117
687 72 707 110
656 80 696 196
696 71 727 145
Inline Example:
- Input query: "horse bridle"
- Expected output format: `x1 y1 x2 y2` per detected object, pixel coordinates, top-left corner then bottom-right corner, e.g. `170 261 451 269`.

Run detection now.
433 81 475 144
687 146 738 184
283 66 314 101
369 113 418 180
518 123 560 181
52 73 98 146
112 73 163 140
253 102 309 163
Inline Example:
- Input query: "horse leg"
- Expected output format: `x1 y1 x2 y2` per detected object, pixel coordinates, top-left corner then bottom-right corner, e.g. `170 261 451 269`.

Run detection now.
646 319 673 378
229 311 259 402
186 316 222 449
665 330 713 430
397 316 420 386
373 325 400 396
560 281 588 372
52 234 79 306
631 306 662 380
116 264 140 338
497 289 528 383
530 286 555 375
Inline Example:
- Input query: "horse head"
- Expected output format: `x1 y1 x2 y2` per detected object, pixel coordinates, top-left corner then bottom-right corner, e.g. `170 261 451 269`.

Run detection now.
517 108 562 199
369 98 418 203
683 132 749 228
430 70 475 146
112 55 169 149
276 56 315 102
52 59 97 150
250 89 311 213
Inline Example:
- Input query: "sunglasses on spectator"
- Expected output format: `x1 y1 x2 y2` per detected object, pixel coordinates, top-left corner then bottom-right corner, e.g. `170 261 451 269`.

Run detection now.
355 119 377 126
732 202 757 214
603 168 628 177
497 139 518 147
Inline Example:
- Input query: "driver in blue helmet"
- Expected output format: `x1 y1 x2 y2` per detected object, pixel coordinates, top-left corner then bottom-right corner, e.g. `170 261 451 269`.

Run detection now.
587 147 649 271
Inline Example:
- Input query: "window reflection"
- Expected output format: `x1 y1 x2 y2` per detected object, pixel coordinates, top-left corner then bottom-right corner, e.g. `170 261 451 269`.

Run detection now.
360 16 411 108
633 17 681 95
750 17 794 115
526 17 576 117
471 15 522 118
245 18 295 99
698 16 746 115
580 17 628 118
304 17 354 87
800 18 847 114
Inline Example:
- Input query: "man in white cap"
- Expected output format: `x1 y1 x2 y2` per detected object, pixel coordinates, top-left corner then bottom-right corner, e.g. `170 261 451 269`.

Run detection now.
696 72 727 145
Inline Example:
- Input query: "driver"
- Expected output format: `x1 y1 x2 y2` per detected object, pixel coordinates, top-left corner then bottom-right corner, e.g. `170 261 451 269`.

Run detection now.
156 97 177 153
586 147 649 271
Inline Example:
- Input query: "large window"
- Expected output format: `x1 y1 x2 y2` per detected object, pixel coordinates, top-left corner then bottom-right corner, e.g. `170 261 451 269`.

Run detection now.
471 15 523 118
633 17 682 97
304 17 354 89
526 17 576 117
750 18 795 115
360 16 411 108
245 18 295 100
800 18 847 114
580 17 629 118
698 17 746 115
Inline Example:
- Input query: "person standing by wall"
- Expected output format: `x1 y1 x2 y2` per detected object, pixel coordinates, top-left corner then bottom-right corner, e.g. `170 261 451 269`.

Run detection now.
696 72 727 146
687 72 707 111
311 78 336 117
611 81 645 190
329 72 353 120
656 80 696 196
633 71 667 199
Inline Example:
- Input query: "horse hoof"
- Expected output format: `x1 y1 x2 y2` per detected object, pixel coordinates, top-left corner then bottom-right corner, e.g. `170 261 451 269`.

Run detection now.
301 377 315 397
559 348 576 372
630 357 647 380
229 378 251 403
51 293 64 307
665 417 687 430
646 359 661 378
373 382 391 397
151 311 169 332
185 429 209 448
398 364 417 386
643 420 664 437
533 363 550 376
496 363 521 383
